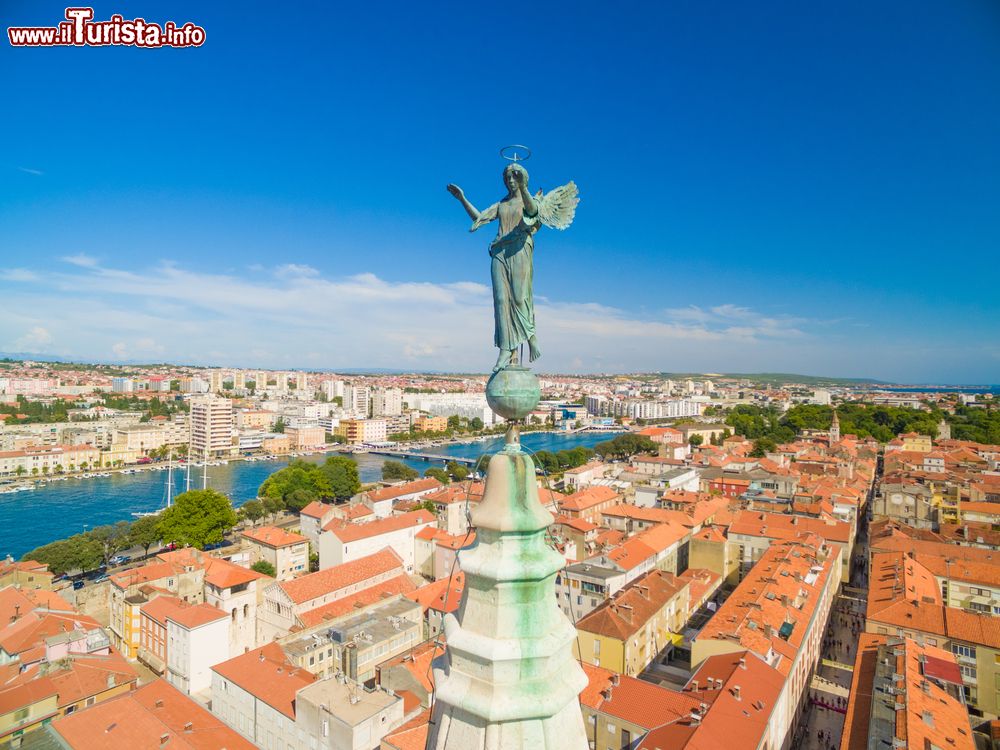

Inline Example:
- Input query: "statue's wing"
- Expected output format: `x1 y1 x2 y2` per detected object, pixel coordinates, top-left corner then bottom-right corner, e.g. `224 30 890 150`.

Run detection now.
537 181 579 230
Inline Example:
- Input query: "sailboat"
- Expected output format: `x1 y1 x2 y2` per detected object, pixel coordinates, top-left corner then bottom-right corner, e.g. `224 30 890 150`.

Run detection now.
132 452 175 518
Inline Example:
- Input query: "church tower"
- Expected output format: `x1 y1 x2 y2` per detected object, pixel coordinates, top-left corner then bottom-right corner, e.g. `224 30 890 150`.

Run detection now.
829 409 841 444
425 368 588 750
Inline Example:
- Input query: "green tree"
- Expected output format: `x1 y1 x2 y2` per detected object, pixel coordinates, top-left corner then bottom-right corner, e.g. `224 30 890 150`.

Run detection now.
425 467 450 484
382 460 419 482
239 499 265 526
470 417 484 431
157 489 237 550
263 496 285 522
89 521 132 566
447 415 462 432
22 534 104 576
259 460 333 509
15 466 24 477
446 461 470 482
750 437 777 457
320 456 361 500
414 499 438 515
689 434 704 447
273 418 286 433
251 560 276 577
129 514 162 556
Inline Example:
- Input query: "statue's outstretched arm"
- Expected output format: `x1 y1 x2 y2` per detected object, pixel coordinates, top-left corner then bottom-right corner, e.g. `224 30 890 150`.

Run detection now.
446 184 481 222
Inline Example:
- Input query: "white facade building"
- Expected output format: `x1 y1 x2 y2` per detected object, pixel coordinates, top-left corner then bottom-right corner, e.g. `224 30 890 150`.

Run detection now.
189 395 234 458
165 604 229 695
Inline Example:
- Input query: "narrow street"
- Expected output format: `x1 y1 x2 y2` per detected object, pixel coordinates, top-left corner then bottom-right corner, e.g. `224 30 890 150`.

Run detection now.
796 509 871 750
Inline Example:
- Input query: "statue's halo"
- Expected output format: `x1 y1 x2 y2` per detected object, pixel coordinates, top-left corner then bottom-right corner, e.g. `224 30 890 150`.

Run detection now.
499 144 532 163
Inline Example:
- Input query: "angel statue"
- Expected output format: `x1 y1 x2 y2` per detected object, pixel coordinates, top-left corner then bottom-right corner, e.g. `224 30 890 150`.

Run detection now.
447 160 579 373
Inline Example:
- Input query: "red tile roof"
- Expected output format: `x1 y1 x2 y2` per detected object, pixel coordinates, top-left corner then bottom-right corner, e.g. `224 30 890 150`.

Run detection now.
51 678 257 750
324 509 434 542
211 642 315 719
560 486 621 512
277 548 403 605
297 574 416 626
242 525 308 548
367 477 442 502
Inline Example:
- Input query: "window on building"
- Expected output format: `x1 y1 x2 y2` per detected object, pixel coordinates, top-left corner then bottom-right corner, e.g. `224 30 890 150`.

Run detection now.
952 643 977 660
14 708 29 722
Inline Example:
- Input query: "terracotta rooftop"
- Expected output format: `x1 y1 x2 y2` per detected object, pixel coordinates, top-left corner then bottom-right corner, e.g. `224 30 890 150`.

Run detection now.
696 537 837 672
406 572 465 615
580 661 700 727
324 509 434 542
367 477 442 502
560 486 621 512
242 525 308 548
299 500 334 519
211 642 315 720
638 651 784 750
278 548 404 605
51 678 257 749
297 574 416 627
840 635 974 750
576 568 689 641
729 509 852 544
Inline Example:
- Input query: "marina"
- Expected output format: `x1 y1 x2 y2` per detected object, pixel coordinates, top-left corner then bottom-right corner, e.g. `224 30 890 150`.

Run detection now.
0 431 618 559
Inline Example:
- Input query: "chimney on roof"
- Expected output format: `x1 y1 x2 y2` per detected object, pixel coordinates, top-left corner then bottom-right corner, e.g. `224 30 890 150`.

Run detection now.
160 733 170 746
738 656 747 670
732 685 742 700
691 679 699 691
610 673 620 686
183 722 193 732
154 699 164 708
259 651 265 662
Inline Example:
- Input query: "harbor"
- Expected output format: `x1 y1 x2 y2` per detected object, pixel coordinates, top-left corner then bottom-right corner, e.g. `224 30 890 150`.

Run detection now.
0 430 618 559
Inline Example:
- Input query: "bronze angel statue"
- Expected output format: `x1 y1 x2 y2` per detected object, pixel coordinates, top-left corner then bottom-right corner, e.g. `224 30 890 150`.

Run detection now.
447 162 579 373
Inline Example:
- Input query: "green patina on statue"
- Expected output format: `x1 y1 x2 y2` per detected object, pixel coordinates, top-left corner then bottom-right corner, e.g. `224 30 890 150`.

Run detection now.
427 151 589 750
447 161 579 374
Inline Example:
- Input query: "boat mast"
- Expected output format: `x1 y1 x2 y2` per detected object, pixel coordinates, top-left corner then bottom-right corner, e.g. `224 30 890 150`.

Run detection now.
202 445 208 490
166 450 173 508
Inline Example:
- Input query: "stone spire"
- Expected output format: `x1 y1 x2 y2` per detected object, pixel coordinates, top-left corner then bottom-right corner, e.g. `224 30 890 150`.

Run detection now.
425 366 588 750
829 409 840 444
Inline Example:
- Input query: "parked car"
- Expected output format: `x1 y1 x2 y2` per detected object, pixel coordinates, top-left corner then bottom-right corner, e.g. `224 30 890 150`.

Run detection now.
72 580 85 590
109 555 131 566
92 574 109 584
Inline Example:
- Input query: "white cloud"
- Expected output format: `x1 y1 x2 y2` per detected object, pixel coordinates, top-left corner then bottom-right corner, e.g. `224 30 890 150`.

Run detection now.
17 167 44 176
0 259 832 373
0 269 39 282
275 264 320 278
62 253 99 268
14 326 52 351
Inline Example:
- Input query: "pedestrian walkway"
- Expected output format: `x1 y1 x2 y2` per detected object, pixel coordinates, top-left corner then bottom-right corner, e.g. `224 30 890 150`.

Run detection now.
796 527 871 749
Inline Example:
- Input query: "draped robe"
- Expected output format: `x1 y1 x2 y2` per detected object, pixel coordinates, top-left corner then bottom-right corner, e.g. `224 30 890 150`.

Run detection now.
472 195 539 352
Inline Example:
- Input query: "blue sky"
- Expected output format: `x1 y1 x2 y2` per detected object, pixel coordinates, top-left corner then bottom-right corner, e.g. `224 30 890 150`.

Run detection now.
1 0 998 382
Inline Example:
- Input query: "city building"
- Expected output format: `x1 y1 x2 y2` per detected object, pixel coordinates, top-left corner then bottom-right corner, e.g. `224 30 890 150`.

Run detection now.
839 635 974 750
189 395 234 459
242 526 310 581
318 510 435 571
257 548 411 641
43 678 257 750
574 568 692 675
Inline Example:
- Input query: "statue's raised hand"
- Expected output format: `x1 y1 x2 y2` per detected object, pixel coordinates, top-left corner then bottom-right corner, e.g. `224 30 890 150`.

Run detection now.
446 184 464 200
